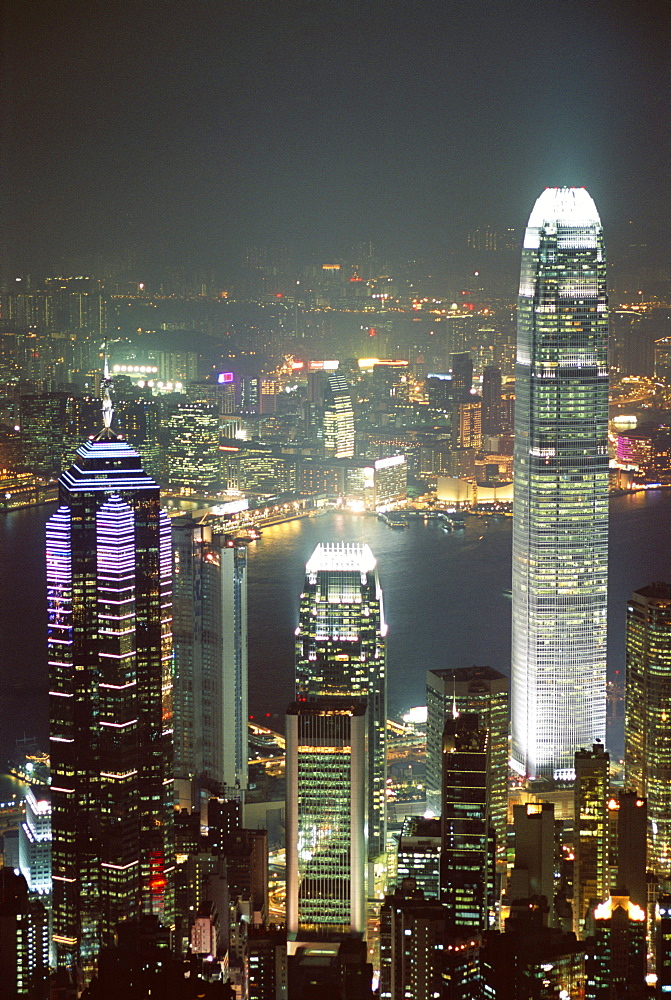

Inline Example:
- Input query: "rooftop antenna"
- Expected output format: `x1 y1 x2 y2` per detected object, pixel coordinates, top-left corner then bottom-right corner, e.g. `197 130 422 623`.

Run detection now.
452 673 459 720
96 344 115 439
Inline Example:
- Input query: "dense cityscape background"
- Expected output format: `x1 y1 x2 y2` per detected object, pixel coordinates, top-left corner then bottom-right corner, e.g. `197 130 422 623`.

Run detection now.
0 1 670 998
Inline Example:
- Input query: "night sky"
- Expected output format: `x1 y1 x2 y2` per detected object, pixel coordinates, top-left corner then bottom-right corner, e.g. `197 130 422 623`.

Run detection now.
2 0 669 273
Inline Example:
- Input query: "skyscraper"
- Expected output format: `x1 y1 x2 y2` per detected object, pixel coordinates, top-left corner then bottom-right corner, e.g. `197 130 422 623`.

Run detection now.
47 403 174 972
323 373 355 458
296 542 387 860
426 666 508 867
625 581 671 883
440 713 494 931
166 401 220 495
574 743 610 936
172 516 248 809
285 698 367 940
511 187 609 779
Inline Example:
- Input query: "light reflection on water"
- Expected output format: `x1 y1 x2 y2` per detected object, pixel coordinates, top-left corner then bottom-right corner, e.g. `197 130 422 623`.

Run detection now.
0 492 669 762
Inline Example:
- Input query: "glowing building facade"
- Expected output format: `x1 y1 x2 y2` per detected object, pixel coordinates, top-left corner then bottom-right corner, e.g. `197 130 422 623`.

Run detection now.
323 373 355 458
285 699 366 939
512 187 609 779
47 434 174 972
296 542 387 860
625 582 671 884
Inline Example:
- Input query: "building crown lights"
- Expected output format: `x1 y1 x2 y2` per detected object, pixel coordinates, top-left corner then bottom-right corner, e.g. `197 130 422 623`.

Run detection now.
306 542 377 575
527 187 601 230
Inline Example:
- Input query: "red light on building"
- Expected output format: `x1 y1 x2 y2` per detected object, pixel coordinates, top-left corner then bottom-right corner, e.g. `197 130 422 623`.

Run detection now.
369 328 377 337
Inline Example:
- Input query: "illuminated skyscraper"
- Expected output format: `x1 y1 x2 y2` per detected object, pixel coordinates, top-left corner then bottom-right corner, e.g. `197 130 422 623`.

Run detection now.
440 713 494 931
47 403 174 972
285 698 367 939
625 581 671 884
426 666 508 868
511 187 609 779
172 516 248 808
296 542 387 860
166 401 220 495
574 742 610 936
323 373 355 458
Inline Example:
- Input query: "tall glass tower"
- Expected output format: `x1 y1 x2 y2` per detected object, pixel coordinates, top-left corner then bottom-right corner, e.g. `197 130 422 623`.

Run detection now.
47 419 174 972
511 187 609 779
296 542 387 860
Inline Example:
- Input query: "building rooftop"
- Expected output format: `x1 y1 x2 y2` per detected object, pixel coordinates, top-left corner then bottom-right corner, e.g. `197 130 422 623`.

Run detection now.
305 542 376 575
526 187 601 230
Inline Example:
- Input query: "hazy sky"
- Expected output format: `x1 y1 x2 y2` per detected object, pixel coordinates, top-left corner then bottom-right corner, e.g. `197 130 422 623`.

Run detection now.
2 0 669 272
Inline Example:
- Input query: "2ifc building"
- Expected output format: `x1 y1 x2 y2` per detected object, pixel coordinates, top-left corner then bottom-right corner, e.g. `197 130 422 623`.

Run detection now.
512 187 609 780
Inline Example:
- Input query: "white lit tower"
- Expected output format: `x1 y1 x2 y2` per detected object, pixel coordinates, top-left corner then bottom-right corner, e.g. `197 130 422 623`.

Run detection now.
46 381 174 974
511 187 609 779
296 542 387 862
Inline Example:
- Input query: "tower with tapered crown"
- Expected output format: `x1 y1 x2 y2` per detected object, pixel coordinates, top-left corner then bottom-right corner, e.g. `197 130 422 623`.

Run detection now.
47 379 174 975
511 187 609 780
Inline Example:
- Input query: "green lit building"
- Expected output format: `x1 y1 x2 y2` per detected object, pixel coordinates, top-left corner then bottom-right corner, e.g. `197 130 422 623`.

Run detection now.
296 542 387 861
426 666 508 869
512 187 609 780
625 582 671 885
285 698 367 939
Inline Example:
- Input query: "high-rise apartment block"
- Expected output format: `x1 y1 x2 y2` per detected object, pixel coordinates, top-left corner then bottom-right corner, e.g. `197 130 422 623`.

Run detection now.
625 582 671 884
426 666 508 866
440 713 494 930
47 427 174 972
512 188 609 779
574 743 610 936
285 699 367 940
296 542 387 860
172 516 248 808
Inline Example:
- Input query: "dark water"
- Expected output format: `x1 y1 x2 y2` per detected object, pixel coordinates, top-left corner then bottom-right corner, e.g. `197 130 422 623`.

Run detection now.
1 492 669 763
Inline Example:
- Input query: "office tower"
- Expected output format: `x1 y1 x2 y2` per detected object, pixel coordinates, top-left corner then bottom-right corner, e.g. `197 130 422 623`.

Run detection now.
574 743 610 936
19 786 52 899
609 791 647 913
507 802 556 919
166 400 220 495
426 666 508 867
380 879 481 1000
453 399 482 450
219 829 268 926
323 372 355 458
451 352 474 398
586 894 647 1000
511 187 609 780
440 713 494 930
20 392 71 477
481 366 502 436
396 816 441 899
0 868 50 999
172 517 248 808
285 699 366 940
47 412 174 971
296 542 387 861
625 582 671 884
